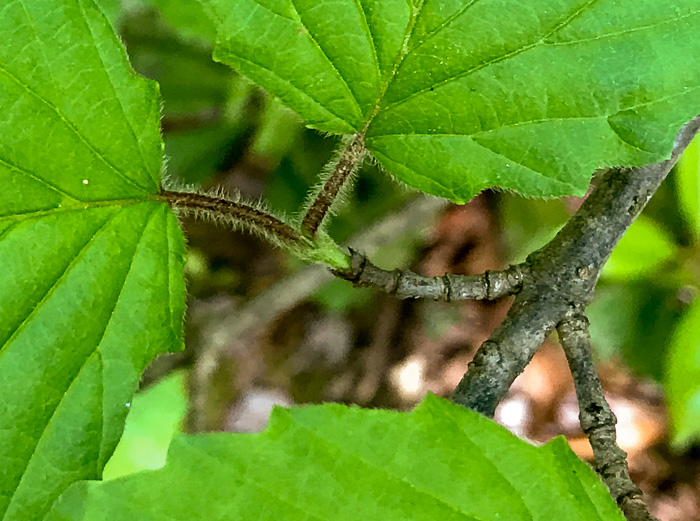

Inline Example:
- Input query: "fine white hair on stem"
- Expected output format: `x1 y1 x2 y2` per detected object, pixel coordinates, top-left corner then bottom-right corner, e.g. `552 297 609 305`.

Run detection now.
300 133 367 237
161 184 305 250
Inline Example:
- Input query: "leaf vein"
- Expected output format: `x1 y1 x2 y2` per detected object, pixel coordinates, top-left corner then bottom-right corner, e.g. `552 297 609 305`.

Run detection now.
284 411 483 520
545 10 700 46
405 0 482 55
363 0 426 129
0 212 118 355
179 442 330 521
17 1 59 91
0 198 150 223
3 208 154 512
379 0 605 114
0 221 20 244
471 137 580 191
245 0 295 21
220 50 355 130
606 118 653 154
75 0 155 189
0 62 150 194
0 155 80 202
436 405 535 521
288 0 364 120
354 0 381 92
368 115 602 139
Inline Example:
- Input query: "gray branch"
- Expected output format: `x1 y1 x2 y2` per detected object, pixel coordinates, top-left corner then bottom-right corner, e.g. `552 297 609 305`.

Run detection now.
451 115 700 415
336 117 700 419
558 311 658 521
337 117 700 516
337 252 525 301
337 116 700 416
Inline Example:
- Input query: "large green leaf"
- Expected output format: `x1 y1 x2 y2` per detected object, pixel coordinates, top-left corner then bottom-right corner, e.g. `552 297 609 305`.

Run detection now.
46 395 623 521
201 0 700 202
0 1 185 520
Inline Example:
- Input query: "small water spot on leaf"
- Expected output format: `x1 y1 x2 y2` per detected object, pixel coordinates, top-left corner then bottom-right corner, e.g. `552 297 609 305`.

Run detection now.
82 179 89 185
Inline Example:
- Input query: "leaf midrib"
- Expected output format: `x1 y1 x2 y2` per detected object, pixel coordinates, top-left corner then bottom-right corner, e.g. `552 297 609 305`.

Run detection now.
360 0 425 133
0 60 151 194
74 0 155 185
365 0 602 124
0 197 160 224
1 207 156 520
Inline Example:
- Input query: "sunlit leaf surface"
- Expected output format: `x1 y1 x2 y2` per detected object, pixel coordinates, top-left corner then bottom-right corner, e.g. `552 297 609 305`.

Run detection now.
203 0 700 202
0 1 185 519
46 395 623 521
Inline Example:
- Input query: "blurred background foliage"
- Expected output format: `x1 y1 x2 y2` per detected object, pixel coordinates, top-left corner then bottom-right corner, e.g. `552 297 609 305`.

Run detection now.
97 1 700 518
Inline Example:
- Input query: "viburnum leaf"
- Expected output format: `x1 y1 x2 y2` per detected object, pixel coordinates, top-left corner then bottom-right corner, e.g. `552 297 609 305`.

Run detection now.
45 395 623 521
200 0 700 202
0 1 185 520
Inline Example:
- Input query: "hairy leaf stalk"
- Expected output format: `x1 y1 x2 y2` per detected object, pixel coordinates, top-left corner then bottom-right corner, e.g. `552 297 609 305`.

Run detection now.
301 133 367 237
160 190 302 244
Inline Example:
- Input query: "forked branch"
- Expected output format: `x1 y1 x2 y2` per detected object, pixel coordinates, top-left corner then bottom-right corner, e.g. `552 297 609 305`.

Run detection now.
449 115 700 417
336 116 700 520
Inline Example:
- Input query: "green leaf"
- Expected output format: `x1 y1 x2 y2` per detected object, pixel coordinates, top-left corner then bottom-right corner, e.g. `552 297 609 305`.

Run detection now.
46 395 623 521
602 216 677 280
677 134 700 238
201 0 700 202
666 299 700 447
93 0 123 28
103 372 188 480
0 1 185 520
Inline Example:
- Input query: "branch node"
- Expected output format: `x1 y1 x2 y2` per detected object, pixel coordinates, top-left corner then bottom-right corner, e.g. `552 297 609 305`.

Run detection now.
484 270 493 300
389 269 402 295
442 274 453 302
334 248 367 282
